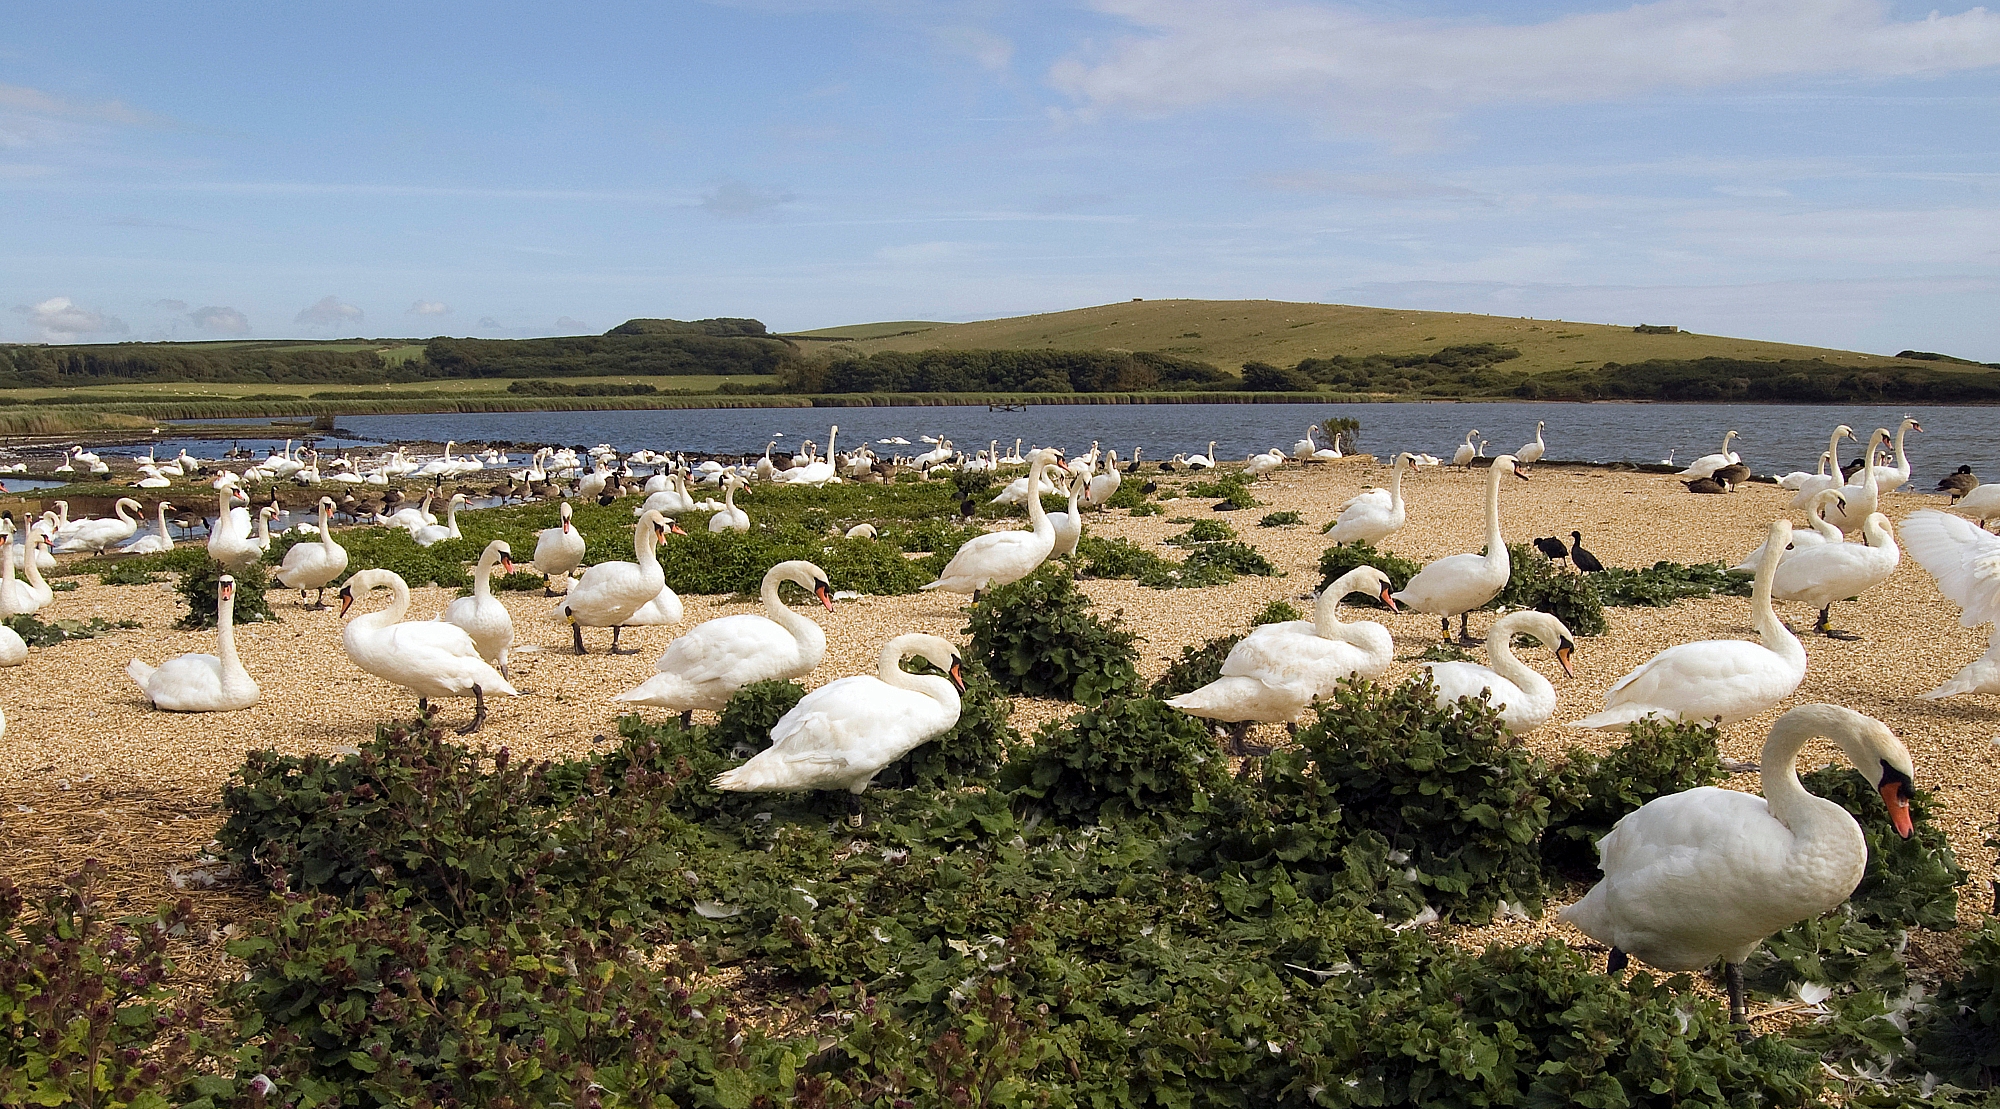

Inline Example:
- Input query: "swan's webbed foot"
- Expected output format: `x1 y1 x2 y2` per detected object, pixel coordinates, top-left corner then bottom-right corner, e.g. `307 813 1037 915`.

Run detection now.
608 626 637 655
1816 605 1861 640
457 686 488 735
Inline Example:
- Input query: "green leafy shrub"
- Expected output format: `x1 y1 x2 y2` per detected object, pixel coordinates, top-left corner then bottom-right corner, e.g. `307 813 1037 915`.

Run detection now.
1317 540 1422 604
95 559 162 585
1488 542 1608 635
1147 632 1244 699
1074 534 1174 581
1004 696 1231 823
1126 501 1163 516
708 678 805 757
1253 599 1304 625
1181 539 1277 579
1591 560 1752 606
1186 472 1259 509
1166 519 1236 545
1919 918 2000 1089
1258 510 1302 527
174 559 276 629
4 612 139 646
1295 676 1553 921
90 544 209 583
0 865 218 1109
1541 717 1722 874
1103 479 1149 509
964 565 1139 704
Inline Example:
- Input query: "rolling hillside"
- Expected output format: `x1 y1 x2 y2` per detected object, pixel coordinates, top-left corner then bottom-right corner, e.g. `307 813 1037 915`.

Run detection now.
800 299 1950 376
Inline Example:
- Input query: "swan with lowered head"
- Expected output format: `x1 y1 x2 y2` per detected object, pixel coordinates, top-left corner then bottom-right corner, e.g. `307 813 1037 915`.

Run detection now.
440 540 516 677
1246 448 1286 476
1421 610 1574 733
925 449 1067 596
712 632 966 826
531 501 586 594
1771 511 1898 639
120 500 176 556
1324 453 1413 546
615 560 834 724
555 510 677 654
1165 566 1399 752
1516 421 1546 467
1822 428 1889 534
55 498 143 554
1392 455 1525 643
1679 430 1742 481
1561 703 1914 1029
1785 426 1854 506
1919 627 2000 701
126 573 260 711
275 497 348 607
0 533 53 618
637 471 697 516
1730 488 1846 572
1572 518 1807 729
410 493 467 547
340 568 518 733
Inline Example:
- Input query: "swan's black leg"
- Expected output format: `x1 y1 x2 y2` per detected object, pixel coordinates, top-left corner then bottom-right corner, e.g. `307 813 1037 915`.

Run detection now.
1819 603 1861 641
846 793 864 828
1457 612 1482 646
1438 616 1451 639
679 710 693 729
609 626 636 655
571 620 587 655
1725 962 1750 1040
458 685 487 735
1607 947 1628 974
417 697 429 716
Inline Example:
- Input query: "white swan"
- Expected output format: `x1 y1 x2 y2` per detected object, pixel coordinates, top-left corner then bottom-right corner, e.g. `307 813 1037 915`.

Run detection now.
2 518 56 574
1822 428 1889 535
1679 430 1741 481
340 568 518 733
1771 511 1898 639
274 497 349 607
1899 508 2000 628
54 498 142 554
1786 426 1854 506
378 490 436 530
1166 567 1398 750
1571 518 1806 729
121 501 176 555
410 493 467 547
786 425 840 487
440 540 516 677
615 560 834 722
1050 470 1084 558
1292 426 1320 461
1245 448 1286 477
1516 421 1546 467
1185 441 1216 470
532 501 586 593
207 485 263 573
126 573 260 711
1324 453 1413 546
1392 455 1523 642
924 449 1066 595
711 632 965 825
1450 429 1480 469
0 533 53 617
1867 416 1922 493
0 621 22 666
1729 488 1846 572
1083 452 1121 508
624 582 686 629
637 472 697 516
708 475 749 534
555 510 674 654
1560 703 1914 1028
1952 482 2000 529
1422 610 1575 733
989 470 1060 506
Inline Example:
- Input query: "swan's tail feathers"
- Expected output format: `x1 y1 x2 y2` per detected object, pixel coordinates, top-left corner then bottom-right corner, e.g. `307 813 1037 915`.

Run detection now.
1164 679 1266 722
1570 705 1678 730
1919 682 1963 701
711 753 783 793
613 671 696 707
919 580 945 591
125 658 156 691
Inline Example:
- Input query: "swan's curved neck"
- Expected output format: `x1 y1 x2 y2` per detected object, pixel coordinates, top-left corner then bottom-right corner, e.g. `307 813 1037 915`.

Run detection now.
20 540 44 590
1862 514 1896 550
1484 627 1553 702
1481 462 1506 559
635 521 662 572
1388 456 1407 509
318 505 334 545
876 644 957 705
216 590 245 675
1750 536 1805 663
473 548 500 597
724 482 738 511
156 502 171 538
1025 456 1054 534
762 573 821 643
1826 428 1848 471
357 579 411 631
1892 422 1915 470
116 500 137 525
1757 712 1857 837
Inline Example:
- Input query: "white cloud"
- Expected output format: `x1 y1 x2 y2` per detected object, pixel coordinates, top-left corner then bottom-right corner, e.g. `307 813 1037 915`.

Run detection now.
189 305 251 334
0 83 160 126
294 295 364 328
934 26 1015 72
407 299 451 316
12 296 127 340
1257 171 1491 202
701 179 795 219
1051 0 2000 135
874 240 969 264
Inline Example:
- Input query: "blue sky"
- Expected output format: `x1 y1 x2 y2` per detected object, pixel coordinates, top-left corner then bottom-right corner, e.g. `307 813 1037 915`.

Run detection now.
3 0 1997 358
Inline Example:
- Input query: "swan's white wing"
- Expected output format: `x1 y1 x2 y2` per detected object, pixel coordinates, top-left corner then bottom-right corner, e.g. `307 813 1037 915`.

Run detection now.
1900 509 2000 627
656 614 799 687
1423 661 1523 712
1596 640 1800 722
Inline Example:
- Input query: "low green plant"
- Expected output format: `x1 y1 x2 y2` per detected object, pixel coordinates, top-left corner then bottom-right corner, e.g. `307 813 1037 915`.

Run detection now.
175 560 276 629
1004 696 1231 823
4 612 140 645
1488 542 1608 635
1318 540 1422 604
1074 534 1175 581
1258 510 1302 527
1166 519 1236 545
1126 501 1163 516
94 560 162 585
1918 918 2000 1089
1103 480 1149 509
707 678 805 758
1181 539 1277 580
1591 560 1753 606
1253 599 1303 625
964 565 1139 704
1186 472 1259 509
1542 717 1722 874
1148 632 1244 699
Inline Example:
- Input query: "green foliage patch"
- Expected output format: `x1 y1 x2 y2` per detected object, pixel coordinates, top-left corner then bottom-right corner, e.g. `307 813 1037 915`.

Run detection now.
174 560 276 629
1318 540 1422 604
1259 510 1303 527
1488 542 1608 635
4 611 140 646
964 564 1139 704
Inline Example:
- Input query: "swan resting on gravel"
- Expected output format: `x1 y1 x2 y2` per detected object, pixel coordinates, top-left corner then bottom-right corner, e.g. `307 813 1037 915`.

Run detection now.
126 574 260 712
616 559 834 725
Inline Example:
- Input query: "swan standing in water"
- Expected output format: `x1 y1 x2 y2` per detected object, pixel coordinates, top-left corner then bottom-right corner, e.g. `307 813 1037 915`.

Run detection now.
126 575 260 712
1770 511 1898 639
1324 453 1413 546
532 502 586 594
616 560 834 725
1572 518 1806 729
712 632 965 826
1421 610 1575 733
1561 704 1914 1030
556 510 676 654
440 540 517 677
925 449 1067 596
340 568 518 733
1166 567 1398 753
1392 455 1524 643
275 497 348 607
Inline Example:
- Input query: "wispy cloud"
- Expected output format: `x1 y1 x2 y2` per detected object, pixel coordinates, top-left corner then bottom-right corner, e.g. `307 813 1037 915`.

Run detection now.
1052 0 2000 137
407 299 451 316
934 26 1014 72
0 83 164 127
1256 171 1491 202
701 178 795 219
295 295 364 329
189 305 251 334
12 296 128 340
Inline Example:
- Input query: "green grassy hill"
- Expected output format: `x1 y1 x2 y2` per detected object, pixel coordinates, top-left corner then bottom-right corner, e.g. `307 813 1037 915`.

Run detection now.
808 298 1950 376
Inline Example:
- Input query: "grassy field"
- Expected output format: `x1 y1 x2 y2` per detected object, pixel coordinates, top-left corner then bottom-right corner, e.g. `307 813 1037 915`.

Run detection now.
811 299 1950 375
787 320 948 341
0 374 766 403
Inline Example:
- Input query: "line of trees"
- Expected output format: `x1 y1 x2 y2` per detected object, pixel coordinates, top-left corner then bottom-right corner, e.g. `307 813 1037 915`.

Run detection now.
779 349 1232 394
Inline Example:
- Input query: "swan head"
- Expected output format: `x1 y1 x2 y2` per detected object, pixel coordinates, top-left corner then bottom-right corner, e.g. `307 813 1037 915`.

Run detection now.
1904 417 1924 433
1502 611 1576 677
1490 455 1527 481
1778 705 1915 839
897 633 968 692
217 575 236 605
485 539 515 575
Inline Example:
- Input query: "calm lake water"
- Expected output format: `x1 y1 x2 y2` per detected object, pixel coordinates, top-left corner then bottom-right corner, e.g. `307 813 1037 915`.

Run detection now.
131 400 1989 490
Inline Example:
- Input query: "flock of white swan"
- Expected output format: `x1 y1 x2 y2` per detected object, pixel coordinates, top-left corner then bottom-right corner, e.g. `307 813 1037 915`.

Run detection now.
5 414 2000 1029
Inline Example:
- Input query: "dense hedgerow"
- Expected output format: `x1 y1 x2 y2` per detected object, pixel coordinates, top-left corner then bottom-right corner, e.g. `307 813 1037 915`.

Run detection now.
964 564 1139 704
